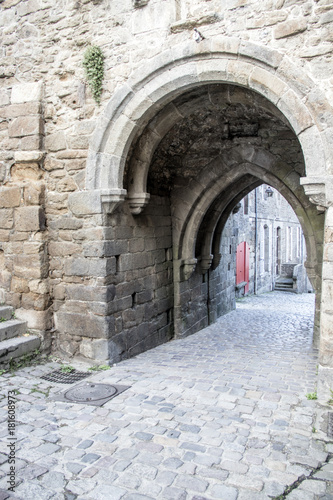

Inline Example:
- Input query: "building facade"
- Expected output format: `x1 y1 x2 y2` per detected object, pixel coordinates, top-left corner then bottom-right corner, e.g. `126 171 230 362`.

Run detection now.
0 0 332 398
234 185 309 296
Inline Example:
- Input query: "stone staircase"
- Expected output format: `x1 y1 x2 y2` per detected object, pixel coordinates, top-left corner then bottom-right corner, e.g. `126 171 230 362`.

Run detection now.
274 277 296 292
0 305 41 368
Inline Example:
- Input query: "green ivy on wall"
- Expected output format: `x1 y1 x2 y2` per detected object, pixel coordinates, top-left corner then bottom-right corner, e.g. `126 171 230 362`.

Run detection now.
83 46 105 105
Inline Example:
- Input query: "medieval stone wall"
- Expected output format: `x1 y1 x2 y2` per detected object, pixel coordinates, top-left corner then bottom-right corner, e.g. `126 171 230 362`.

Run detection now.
0 0 332 386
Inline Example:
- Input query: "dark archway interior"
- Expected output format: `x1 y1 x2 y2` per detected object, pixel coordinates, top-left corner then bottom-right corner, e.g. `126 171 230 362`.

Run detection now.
146 84 304 194
123 83 323 342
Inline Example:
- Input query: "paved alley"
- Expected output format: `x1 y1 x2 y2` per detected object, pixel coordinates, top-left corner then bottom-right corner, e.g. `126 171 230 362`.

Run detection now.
1 291 332 500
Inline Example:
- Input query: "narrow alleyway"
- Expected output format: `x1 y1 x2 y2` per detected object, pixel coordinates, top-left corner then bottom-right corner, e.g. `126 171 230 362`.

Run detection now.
1 291 332 499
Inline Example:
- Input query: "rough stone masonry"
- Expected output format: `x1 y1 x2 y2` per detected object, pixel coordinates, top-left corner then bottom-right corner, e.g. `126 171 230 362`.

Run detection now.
0 0 333 399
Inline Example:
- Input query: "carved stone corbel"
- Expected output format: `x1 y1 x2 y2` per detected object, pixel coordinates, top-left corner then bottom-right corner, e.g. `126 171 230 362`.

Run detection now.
127 192 150 215
101 189 127 214
181 258 197 281
300 177 328 212
200 254 213 273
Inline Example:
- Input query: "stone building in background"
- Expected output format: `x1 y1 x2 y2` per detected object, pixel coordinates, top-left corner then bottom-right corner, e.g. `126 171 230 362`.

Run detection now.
0 0 332 398
223 185 311 306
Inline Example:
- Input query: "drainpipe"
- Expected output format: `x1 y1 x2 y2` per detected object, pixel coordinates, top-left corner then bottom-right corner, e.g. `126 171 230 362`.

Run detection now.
254 188 258 295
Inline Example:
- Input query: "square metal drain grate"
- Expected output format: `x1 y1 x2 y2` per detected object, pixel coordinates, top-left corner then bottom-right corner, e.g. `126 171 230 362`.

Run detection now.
51 382 130 406
41 369 91 384
328 412 333 439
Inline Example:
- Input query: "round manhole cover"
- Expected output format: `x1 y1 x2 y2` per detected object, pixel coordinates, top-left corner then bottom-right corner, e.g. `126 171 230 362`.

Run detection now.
64 383 118 403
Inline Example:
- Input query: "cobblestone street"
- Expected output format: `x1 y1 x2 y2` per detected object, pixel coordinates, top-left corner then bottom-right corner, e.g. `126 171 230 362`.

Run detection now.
1 291 333 499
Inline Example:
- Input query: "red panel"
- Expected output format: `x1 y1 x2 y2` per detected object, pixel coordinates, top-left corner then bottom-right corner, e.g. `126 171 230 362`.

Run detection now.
236 242 245 285
236 241 250 293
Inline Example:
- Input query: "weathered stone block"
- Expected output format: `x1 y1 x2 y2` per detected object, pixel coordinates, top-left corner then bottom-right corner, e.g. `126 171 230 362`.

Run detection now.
8 115 43 137
274 19 307 39
11 163 43 181
45 131 67 152
0 187 21 208
29 279 49 295
64 257 115 277
13 254 48 279
52 217 83 230
15 206 45 231
239 41 283 68
79 338 109 361
21 135 43 150
24 183 44 205
16 308 52 331
15 151 44 163
0 209 14 229
49 242 81 257
84 239 129 257
11 277 29 293
0 89 10 106
55 311 113 338
4 102 41 118
66 284 116 302
68 190 103 216
11 82 43 104
56 176 77 192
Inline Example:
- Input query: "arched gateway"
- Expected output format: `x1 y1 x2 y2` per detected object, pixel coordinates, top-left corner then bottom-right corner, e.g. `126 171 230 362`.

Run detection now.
67 38 333 399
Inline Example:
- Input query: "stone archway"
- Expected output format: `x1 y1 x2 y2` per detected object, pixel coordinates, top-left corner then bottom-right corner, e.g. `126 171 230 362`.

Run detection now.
68 37 333 399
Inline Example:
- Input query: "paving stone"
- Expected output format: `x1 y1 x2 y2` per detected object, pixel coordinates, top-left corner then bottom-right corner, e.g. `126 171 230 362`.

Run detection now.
161 487 187 500
135 432 153 441
86 484 127 500
15 482 55 499
39 471 65 490
179 424 201 434
163 457 184 469
299 479 327 495
113 459 131 472
66 462 85 474
175 474 208 493
20 464 49 480
77 439 94 449
210 484 238 499
0 293 326 499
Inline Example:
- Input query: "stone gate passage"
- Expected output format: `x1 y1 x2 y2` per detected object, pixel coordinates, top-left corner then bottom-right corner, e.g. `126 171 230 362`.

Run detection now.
0 0 333 399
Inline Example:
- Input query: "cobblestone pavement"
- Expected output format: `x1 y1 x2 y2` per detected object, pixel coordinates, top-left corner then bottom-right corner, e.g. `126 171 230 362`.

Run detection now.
1 291 333 500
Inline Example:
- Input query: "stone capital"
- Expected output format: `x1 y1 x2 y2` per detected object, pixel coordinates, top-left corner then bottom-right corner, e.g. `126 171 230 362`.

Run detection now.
200 254 214 273
101 189 127 214
181 258 198 281
300 176 330 211
127 192 150 215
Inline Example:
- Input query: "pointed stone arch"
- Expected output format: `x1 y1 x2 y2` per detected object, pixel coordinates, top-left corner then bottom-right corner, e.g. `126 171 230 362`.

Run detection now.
70 37 333 218
67 36 333 401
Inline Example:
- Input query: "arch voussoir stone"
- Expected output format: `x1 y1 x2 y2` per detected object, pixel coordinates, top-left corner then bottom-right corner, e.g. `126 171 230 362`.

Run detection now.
81 38 331 219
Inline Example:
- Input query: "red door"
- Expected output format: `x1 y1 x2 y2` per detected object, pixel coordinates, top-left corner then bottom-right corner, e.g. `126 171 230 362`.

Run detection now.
236 242 249 293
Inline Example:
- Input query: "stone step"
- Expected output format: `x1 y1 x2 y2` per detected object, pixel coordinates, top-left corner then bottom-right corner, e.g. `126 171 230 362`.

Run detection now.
274 286 297 293
0 319 28 342
275 283 293 289
0 335 41 366
0 305 14 321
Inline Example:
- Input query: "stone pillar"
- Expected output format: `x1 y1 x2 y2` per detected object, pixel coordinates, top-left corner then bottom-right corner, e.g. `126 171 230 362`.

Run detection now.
0 82 51 349
318 205 333 401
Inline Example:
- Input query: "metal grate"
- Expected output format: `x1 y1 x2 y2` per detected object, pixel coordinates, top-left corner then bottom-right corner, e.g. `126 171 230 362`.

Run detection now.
41 369 91 384
52 382 130 406
328 412 333 438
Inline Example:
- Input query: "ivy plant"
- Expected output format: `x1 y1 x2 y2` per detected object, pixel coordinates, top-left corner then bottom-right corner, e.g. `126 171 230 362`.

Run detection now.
83 45 105 105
